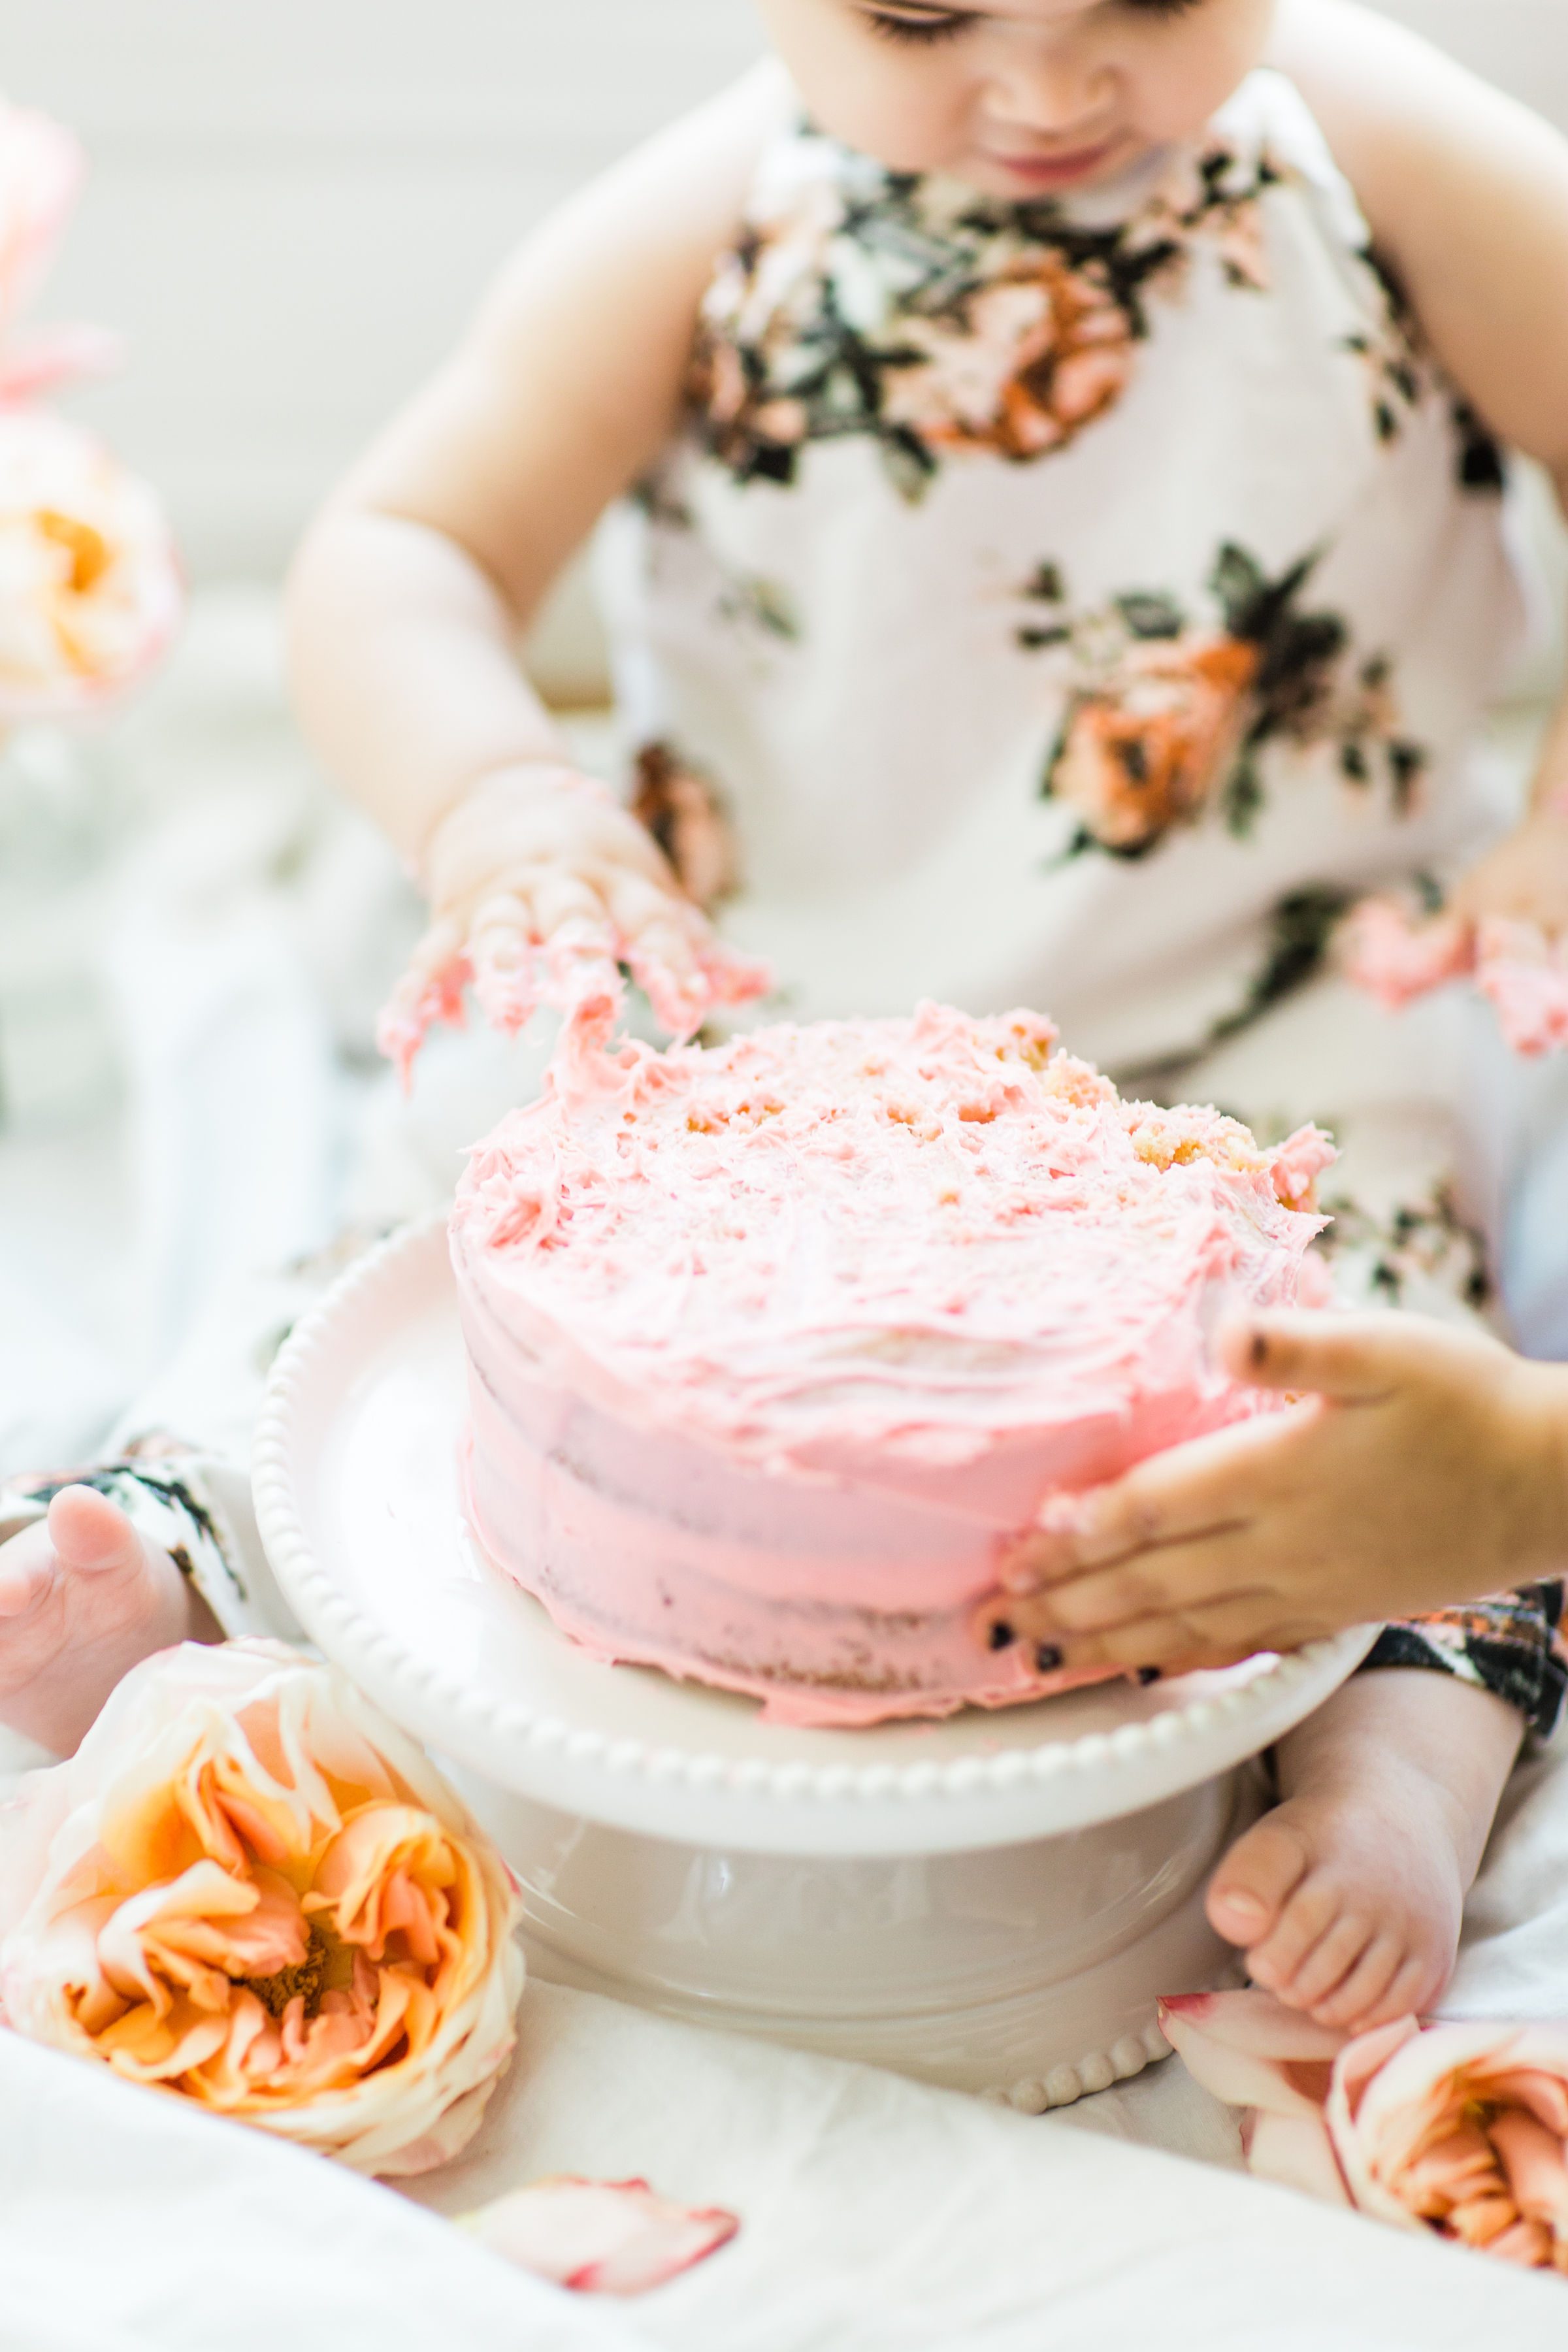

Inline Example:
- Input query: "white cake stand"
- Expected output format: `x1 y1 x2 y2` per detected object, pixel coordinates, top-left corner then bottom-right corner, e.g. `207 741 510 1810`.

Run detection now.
253 1218 1373 2110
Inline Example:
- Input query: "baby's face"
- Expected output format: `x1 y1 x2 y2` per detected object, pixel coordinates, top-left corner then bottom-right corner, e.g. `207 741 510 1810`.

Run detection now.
756 0 1276 199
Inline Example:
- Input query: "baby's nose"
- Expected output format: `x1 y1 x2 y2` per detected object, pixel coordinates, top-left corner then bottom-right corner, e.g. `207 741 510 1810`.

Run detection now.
981 39 1114 140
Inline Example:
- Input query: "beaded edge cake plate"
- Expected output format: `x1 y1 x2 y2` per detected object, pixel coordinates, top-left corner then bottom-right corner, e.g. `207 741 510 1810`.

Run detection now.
252 1215 1373 1859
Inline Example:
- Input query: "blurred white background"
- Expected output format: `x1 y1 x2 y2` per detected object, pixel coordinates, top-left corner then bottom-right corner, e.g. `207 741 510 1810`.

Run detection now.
2 0 1567 1476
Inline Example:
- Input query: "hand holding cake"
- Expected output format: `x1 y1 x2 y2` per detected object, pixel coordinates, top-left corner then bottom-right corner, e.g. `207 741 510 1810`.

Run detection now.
375 762 771 1085
987 1312 1568 1674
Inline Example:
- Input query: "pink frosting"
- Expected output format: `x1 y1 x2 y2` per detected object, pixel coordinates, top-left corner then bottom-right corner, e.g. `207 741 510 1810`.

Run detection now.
451 1004 1331 1724
1342 897 1568 1058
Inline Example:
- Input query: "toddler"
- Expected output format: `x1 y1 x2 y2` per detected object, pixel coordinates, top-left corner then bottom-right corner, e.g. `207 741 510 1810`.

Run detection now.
10 0 1568 2040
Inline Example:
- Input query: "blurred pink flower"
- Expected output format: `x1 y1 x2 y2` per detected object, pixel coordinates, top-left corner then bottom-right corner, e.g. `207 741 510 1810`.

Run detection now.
0 406 182 719
0 97 181 721
1162 1988 1568 2273
0 99 83 355
0 1641 525 2177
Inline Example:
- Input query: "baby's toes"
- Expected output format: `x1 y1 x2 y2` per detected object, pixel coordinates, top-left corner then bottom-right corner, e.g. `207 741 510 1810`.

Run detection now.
0 1522 59 1622
1359 1946 1449 2032
1284 1906 1377 2014
1205 1816 1313 1953
1306 1931 1405 2031
47 1486 145 1580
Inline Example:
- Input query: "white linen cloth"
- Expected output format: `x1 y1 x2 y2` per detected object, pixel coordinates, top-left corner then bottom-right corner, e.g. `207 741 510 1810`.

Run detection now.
3 1930 1567 2352
0 2029 642 2352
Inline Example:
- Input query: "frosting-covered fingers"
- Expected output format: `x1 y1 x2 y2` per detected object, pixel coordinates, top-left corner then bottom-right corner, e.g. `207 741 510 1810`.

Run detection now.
376 916 472 1085
609 875 724 1039
527 867 617 941
606 871 706 964
467 890 547 1032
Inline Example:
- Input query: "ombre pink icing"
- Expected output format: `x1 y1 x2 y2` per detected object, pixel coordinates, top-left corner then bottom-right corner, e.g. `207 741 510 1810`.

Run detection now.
451 1003 1333 1725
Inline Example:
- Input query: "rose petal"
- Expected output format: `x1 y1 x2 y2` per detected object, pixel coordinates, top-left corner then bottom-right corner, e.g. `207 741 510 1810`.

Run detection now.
1491 2110 1568 2238
1158 1990 1352 2117
468 2178 740 2295
1488 2217 1558 2268
0 102 84 338
1243 2109 1352 2206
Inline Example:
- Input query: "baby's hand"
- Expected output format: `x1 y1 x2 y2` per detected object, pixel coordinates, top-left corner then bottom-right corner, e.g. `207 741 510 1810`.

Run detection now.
0 1486 208 1754
1451 803 1568 942
1343 807 1568 1056
975 1314 1568 1676
378 763 771 1082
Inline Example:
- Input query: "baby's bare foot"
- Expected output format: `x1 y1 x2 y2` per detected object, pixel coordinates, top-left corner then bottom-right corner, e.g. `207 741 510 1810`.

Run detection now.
1205 1670 1525 2033
1206 1769 1462 2029
0 1486 201 1754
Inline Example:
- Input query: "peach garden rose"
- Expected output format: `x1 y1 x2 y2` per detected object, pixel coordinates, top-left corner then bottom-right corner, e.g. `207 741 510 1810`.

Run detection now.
0 1641 525 2176
0 405 182 717
1162 1988 1568 2272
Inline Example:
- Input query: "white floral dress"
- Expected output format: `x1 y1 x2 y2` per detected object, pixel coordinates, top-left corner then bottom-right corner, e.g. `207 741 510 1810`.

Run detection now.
595 69 1568 1725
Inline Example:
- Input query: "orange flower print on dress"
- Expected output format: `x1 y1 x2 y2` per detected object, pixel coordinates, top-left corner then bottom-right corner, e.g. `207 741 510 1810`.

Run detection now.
1050 633 1260 853
634 741 741 913
687 129 1284 504
1031 544 1429 860
880 253 1136 463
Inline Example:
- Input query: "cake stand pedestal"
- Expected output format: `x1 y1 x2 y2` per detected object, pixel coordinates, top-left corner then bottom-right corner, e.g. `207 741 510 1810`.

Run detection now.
254 1220 1373 2110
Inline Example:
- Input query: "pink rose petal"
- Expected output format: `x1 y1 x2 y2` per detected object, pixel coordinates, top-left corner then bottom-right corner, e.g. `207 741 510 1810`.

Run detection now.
1158 1990 1352 2117
1243 2108 1352 2206
1168 1987 1568 2271
0 102 84 339
1491 2110 1568 2238
468 2177 740 2295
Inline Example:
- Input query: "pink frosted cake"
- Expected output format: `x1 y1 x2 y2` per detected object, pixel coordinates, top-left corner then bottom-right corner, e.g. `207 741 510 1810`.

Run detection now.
451 1003 1331 1725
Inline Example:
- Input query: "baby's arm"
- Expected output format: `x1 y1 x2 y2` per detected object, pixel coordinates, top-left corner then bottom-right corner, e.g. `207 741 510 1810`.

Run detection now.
285 65 787 1054
979 1315 1568 1673
1277 1 1568 939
